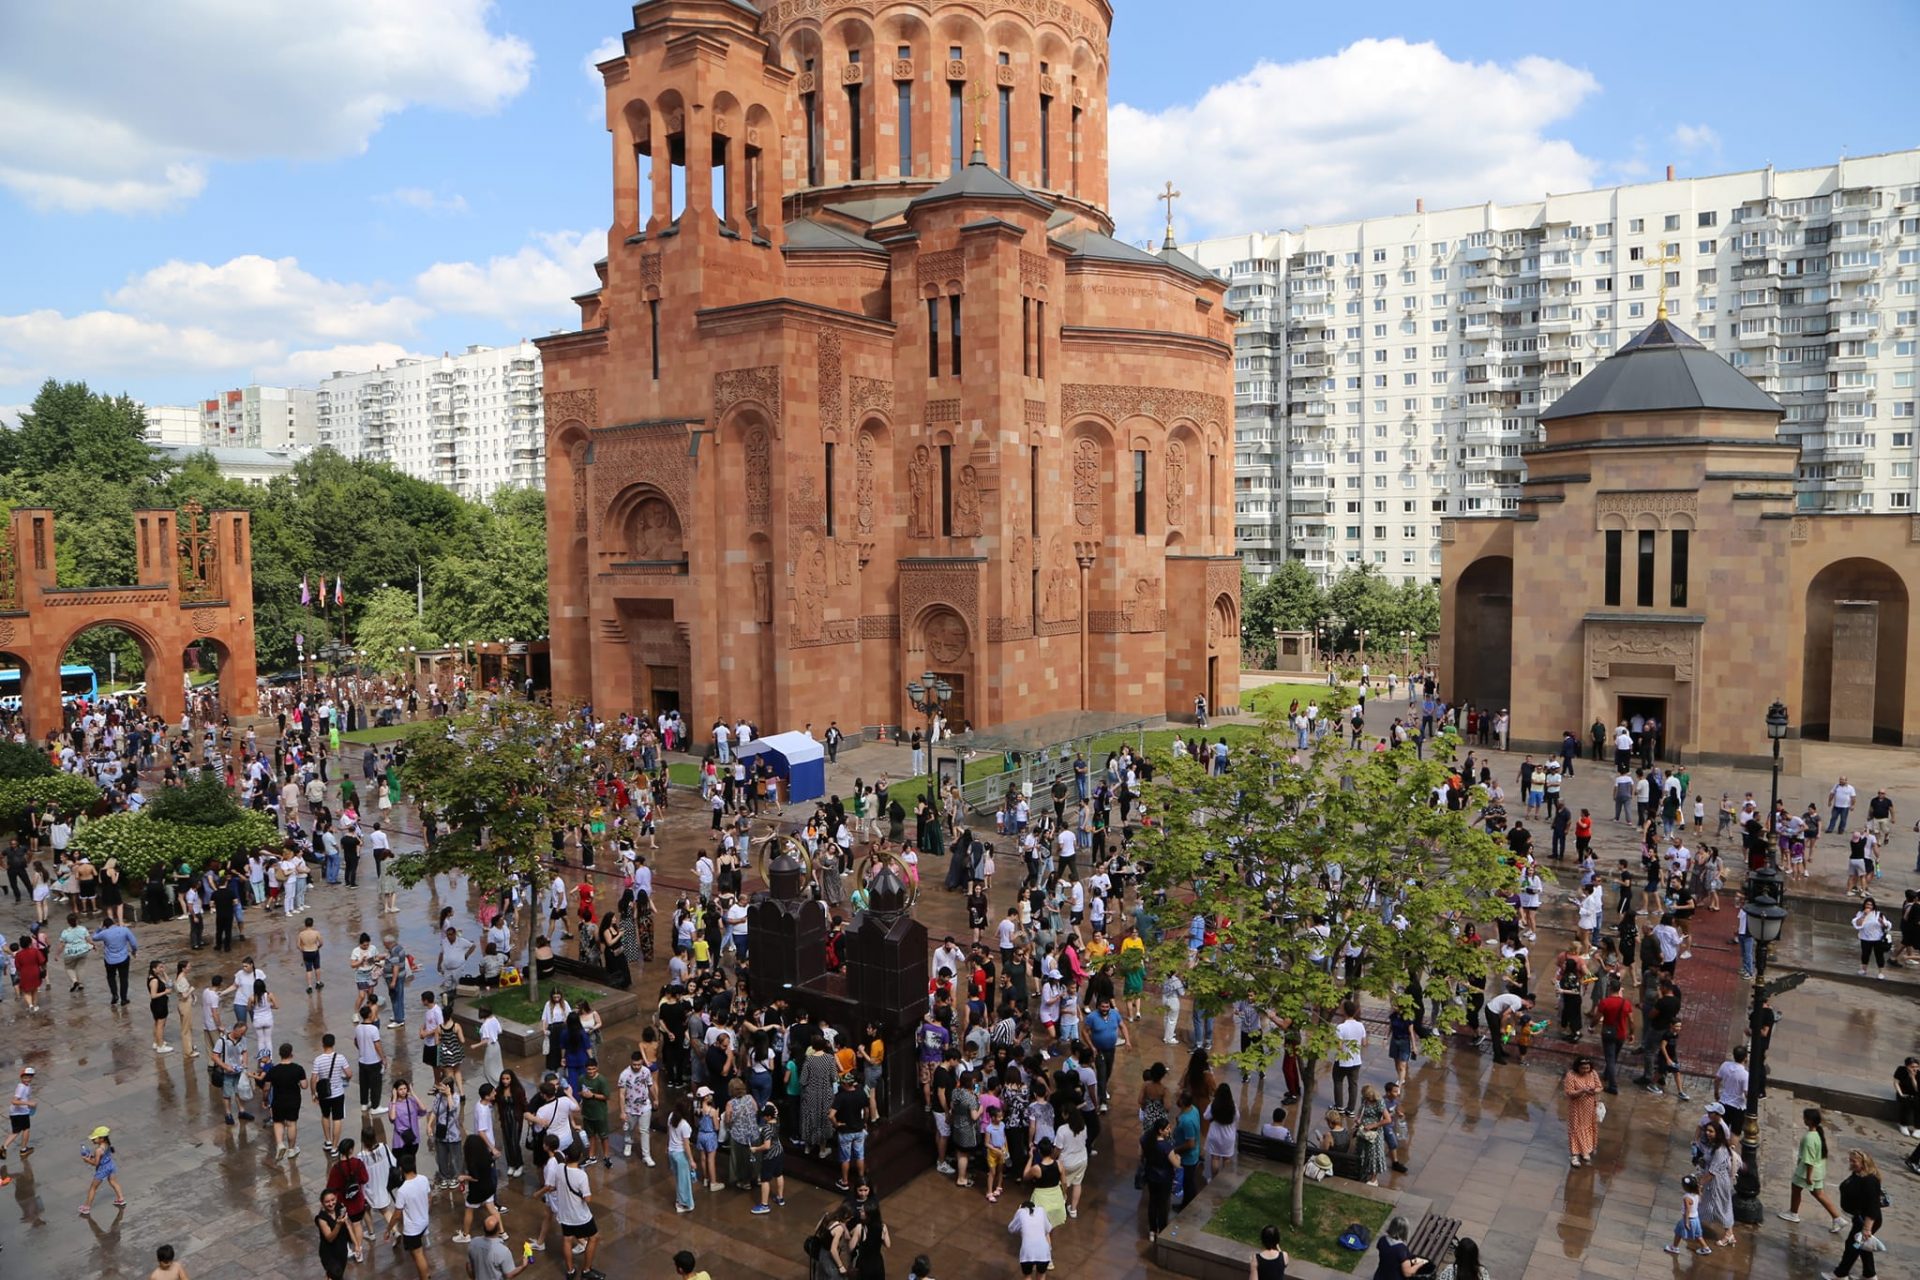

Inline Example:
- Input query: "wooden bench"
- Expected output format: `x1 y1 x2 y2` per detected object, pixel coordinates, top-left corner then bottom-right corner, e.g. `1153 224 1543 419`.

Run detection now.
1406 1212 1461 1270
1235 1129 1366 1181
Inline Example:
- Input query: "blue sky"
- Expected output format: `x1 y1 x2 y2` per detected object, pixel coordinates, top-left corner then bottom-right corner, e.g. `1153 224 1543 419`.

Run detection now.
1 0 1914 419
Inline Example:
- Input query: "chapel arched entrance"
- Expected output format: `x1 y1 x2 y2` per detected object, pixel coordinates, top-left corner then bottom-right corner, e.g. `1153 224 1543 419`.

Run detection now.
1801 557 1909 744
1451 555 1514 716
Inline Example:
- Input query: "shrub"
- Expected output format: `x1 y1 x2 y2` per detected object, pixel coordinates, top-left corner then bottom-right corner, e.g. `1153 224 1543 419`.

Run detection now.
0 773 103 825
70 809 282 884
144 773 246 827
0 740 53 780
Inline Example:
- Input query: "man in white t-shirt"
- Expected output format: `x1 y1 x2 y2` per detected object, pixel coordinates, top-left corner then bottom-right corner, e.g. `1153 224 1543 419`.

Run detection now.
353 1005 387 1114
1828 776 1857 833
540 1145 600 1275
1055 826 1077 871
392 1158 434 1279
531 1083 580 1159
1331 1000 1367 1111
1483 991 1532 1064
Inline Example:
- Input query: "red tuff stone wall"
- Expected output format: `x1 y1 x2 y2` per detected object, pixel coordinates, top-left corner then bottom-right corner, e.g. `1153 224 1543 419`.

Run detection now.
542 0 1235 733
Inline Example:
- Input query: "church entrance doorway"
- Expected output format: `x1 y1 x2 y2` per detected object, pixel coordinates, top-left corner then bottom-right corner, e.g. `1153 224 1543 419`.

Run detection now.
1207 656 1219 714
933 673 967 733
1616 695 1667 763
647 666 681 719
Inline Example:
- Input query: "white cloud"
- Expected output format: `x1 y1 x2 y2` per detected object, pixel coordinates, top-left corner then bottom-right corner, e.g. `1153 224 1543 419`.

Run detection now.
0 1 533 213
380 188 471 215
0 230 591 397
0 405 28 431
1110 39 1601 239
108 255 428 344
584 37 624 85
414 231 603 322
1670 123 1720 155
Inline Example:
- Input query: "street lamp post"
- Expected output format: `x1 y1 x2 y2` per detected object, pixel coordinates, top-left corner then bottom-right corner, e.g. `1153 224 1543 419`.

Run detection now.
1732 869 1790 1225
1357 628 1369 658
905 672 953 856
1271 626 1282 672
1765 700 1789 839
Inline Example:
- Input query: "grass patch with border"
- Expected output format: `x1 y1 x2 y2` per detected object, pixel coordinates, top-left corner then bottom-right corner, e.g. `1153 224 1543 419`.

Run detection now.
1243 681 1353 716
1203 1170 1392 1274
469 982 596 1027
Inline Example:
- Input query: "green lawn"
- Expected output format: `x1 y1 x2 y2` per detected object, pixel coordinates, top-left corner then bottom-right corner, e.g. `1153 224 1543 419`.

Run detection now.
339 722 417 745
1244 681 1352 716
468 982 596 1027
1205 1171 1392 1273
666 762 701 787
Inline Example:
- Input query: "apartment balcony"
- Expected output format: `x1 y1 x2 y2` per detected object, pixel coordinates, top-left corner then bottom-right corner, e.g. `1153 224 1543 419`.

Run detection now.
1289 404 1330 425
1829 261 1879 283
1291 454 1330 472
1828 227 1876 249
1286 327 1330 350
1735 326 1778 348
510 358 536 373
1539 259 1574 280
1538 312 1574 333
1830 316 1879 338
1288 496 1329 516
431 371 456 385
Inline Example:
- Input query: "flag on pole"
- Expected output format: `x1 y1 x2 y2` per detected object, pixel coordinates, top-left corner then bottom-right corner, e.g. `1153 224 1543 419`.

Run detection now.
300 574 310 606
334 575 344 607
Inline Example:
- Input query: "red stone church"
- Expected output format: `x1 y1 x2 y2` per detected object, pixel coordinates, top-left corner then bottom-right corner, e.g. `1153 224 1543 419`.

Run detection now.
540 0 1240 733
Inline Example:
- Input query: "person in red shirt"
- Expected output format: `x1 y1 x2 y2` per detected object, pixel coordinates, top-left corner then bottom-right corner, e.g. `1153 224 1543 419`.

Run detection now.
10 939 46 1012
1594 982 1634 1094
1575 809 1595 860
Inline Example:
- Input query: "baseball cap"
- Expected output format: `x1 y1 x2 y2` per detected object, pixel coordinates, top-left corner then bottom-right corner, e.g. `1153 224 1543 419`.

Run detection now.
1703 1102 1725 1115
695 1086 713 1098
90 1125 111 1139
19 1066 35 1076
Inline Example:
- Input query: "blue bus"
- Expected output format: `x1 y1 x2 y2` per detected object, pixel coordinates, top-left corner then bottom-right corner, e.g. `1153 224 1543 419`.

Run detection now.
0 664 99 712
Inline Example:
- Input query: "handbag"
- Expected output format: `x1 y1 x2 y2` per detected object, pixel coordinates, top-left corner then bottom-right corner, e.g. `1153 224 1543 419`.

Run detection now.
1595 1101 1607 1124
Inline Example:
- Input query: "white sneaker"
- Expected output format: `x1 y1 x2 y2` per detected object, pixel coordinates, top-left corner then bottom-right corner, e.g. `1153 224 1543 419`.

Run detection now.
451 1233 472 1244
1777 1212 1800 1223
1679 951 1692 960
623 1141 632 1158
643 1157 656 1167
1830 1218 1847 1233
572 1241 586 1255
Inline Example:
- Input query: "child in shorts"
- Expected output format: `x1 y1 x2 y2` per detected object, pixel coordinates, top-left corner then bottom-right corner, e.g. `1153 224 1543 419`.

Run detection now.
982 1103 1009 1204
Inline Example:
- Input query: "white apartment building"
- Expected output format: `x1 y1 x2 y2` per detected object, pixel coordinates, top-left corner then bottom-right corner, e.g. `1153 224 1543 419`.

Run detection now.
315 342 544 503
1190 149 1920 586
199 385 319 450
142 404 203 446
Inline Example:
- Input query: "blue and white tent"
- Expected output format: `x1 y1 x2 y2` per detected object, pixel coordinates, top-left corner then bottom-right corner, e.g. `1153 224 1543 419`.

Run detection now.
735 731 827 804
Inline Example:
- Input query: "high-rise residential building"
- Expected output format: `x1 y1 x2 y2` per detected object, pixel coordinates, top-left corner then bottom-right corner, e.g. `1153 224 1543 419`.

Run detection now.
198 385 319 450
315 342 544 502
1190 149 1920 586
141 404 203 446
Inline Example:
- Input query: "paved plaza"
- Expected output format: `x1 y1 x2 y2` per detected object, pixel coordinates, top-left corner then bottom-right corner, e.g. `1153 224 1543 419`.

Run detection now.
3 691 1918 1279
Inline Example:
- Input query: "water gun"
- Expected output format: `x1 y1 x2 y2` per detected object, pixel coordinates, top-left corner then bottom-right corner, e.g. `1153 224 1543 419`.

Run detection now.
523 1242 536 1263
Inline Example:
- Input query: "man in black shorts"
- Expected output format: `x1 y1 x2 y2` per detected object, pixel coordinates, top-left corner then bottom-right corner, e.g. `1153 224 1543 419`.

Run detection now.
261 1042 308 1162
542 1142 604 1280
310 1032 351 1156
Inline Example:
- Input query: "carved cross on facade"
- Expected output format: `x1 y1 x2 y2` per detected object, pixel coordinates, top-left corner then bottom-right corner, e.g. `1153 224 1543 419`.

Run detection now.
1159 181 1181 250
177 501 221 603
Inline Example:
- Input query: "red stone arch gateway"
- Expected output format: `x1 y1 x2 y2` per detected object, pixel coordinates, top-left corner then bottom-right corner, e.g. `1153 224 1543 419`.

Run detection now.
0 505 257 738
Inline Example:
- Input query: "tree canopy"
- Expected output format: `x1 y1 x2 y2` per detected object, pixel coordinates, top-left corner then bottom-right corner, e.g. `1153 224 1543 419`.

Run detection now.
1242 561 1440 658
0 379 548 676
1140 716 1515 1224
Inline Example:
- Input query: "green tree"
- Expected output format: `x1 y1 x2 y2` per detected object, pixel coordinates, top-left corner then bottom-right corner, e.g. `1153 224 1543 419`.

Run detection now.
0 379 159 485
1140 720 1515 1226
354 586 439 673
426 487 550 646
399 701 594 1006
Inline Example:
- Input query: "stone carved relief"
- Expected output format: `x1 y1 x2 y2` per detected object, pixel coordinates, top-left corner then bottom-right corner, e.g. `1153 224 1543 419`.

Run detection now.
0 618 15 647
1125 577 1162 633
858 614 900 639
841 62 865 84
1040 533 1079 625
1587 622 1696 683
1020 253 1048 291
945 58 967 80
177 502 222 604
793 529 829 644
192 608 219 636
849 376 893 419
1594 490 1698 531
899 562 979 640
1790 516 1811 545
750 564 773 624
995 63 1016 86
917 249 964 287
745 427 772 530
835 540 858 586
641 255 662 293
951 464 983 537
1209 594 1236 647
891 58 914 80
569 441 589 533
1911 515 1920 544
907 446 935 538
713 367 781 433
0 535 17 612
927 398 960 422
1205 559 1240 603
593 427 694 540
1165 440 1187 528
625 497 684 561
817 329 843 429
1438 520 1457 545
791 472 825 532
1072 437 1100 528
1060 383 1227 432
924 610 968 663
1008 535 1031 630
547 388 599 432
855 430 878 534
1024 399 1047 425
795 70 817 93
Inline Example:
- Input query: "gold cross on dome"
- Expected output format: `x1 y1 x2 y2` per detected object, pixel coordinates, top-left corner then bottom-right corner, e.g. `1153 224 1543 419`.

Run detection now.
963 82 992 154
1159 181 1181 249
1644 245 1683 320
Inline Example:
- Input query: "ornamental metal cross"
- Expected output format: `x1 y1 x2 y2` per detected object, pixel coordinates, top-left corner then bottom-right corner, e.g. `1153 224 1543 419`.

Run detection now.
963 82 993 154
1159 181 1181 249
1644 245 1682 320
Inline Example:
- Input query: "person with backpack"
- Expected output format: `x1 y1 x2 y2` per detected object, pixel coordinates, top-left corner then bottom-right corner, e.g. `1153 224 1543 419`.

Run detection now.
323 1137 371 1262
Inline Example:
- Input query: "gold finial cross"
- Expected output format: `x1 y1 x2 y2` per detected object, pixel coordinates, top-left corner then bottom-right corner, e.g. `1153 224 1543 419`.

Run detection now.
1159 181 1181 249
963 82 992 155
1645 245 1683 320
